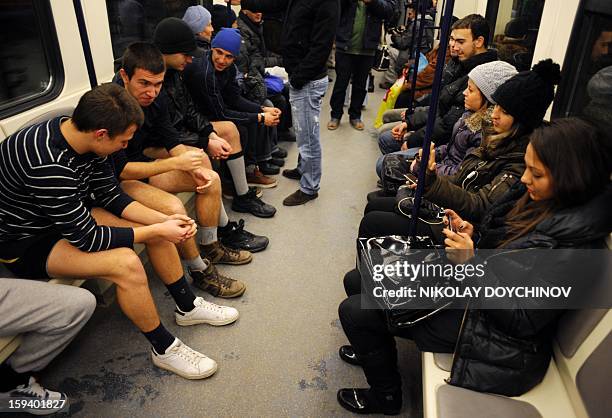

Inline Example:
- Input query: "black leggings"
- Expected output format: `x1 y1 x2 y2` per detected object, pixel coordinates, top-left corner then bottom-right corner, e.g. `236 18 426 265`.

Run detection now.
338 268 463 392
359 195 444 243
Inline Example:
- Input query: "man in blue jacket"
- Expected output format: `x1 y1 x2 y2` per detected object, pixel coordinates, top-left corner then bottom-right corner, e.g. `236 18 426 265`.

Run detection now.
328 0 397 131
234 0 340 206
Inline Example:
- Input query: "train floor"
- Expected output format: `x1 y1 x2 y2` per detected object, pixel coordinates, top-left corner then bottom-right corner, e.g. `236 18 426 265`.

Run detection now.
35 73 424 418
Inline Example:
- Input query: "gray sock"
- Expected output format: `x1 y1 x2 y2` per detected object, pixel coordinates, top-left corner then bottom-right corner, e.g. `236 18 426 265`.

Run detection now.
185 256 208 271
200 226 217 246
227 156 249 196
219 201 229 227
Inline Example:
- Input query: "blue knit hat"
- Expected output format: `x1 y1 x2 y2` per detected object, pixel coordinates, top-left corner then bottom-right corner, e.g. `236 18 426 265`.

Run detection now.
211 28 241 56
182 5 211 34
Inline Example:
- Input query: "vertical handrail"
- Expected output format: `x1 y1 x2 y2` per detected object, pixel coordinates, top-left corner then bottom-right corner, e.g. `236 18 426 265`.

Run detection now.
409 0 455 239
73 0 97 88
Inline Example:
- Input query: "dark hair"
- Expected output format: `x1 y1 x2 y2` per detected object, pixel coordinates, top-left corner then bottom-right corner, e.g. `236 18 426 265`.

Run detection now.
121 42 165 79
501 118 611 246
451 14 490 47
72 83 144 137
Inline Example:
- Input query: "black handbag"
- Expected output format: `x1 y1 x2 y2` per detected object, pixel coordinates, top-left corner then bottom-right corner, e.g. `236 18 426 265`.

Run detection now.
357 235 452 329
381 153 412 196
373 30 391 72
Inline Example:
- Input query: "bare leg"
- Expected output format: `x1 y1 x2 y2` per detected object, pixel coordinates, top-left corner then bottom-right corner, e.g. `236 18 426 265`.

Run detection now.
211 120 242 152
144 148 221 228
46 239 161 332
120 180 201 260
90 208 184 286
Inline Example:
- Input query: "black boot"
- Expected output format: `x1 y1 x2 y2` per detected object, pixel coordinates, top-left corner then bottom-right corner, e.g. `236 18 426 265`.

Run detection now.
336 388 402 415
339 345 361 366
337 348 402 414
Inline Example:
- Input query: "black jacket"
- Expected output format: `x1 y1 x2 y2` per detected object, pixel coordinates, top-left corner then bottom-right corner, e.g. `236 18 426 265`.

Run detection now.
240 0 340 89
423 131 530 223
448 185 612 396
111 74 181 176
237 12 283 77
163 69 215 151
407 49 498 146
335 0 397 53
183 50 262 125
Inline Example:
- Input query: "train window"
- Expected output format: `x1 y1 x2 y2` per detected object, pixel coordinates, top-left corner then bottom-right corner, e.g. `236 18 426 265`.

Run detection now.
0 1 63 117
105 0 200 60
487 0 545 71
553 0 612 124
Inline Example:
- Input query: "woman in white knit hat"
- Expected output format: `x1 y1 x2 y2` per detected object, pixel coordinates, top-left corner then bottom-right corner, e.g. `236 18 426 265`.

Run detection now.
182 5 214 49
410 60 518 176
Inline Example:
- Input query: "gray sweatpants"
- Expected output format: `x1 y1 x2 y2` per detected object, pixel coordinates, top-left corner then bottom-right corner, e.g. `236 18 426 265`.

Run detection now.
0 279 96 373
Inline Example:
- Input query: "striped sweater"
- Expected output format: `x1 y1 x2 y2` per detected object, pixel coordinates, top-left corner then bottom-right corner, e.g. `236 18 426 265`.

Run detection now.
0 117 134 256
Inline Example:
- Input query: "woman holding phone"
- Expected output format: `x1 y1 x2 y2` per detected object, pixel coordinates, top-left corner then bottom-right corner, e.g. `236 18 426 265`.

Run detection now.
336 117 611 414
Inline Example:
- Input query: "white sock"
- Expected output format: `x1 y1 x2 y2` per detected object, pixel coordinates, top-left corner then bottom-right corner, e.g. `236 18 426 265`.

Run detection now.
219 201 229 227
185 256 208 271
200 226 217 246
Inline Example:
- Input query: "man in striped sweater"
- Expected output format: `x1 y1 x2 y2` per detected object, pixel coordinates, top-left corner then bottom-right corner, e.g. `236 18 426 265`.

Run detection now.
0 84 237 380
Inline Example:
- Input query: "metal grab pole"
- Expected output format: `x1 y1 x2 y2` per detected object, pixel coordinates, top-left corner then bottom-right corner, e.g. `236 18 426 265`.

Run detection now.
73 0 98 88
409 0 455 239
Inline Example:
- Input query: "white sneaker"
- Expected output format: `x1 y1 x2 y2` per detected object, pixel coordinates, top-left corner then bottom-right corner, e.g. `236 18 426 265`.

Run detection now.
151 338 217 379
175 296 239 326
0 377 69 415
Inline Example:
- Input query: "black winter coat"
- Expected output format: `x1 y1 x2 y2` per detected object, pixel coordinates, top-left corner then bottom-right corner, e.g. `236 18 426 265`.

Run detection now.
163 69 215 151
183 50 262 125
240 0 339 89
335 0 397 53
448 184 612 396
423 131 529 223
237 12 283 77
407 49 498 146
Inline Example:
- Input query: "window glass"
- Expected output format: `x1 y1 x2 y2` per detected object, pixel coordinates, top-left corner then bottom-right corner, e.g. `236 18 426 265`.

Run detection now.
490 0 545 71
0 1 56 112
566 15 612 122
106 0 200 59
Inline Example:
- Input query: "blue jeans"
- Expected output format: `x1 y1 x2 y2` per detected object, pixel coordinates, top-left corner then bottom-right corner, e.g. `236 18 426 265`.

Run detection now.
378 130 403 155
289 76 329 194
375 148 420 179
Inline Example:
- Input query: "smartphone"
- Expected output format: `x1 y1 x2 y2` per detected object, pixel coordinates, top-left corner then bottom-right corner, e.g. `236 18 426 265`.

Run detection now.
403 173 417 186
446 214 456 233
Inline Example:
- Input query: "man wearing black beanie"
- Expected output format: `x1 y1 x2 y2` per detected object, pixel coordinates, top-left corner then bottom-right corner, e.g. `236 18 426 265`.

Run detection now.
232 0 340 206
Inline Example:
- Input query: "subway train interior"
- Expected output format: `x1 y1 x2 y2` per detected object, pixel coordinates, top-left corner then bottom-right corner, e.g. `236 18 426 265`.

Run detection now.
0 0 610 417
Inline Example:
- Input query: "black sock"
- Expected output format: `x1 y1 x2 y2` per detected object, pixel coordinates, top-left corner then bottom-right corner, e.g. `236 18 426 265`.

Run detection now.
142 322 175 354
0 362 30 391
165 276 196 312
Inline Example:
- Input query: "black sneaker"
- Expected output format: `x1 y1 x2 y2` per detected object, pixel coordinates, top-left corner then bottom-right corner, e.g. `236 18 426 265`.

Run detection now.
218 219 269 253
259 162 280 175
0 377 70 415
270 157 285 167
272 148 288 159
337 388 402 415
282 167 301 180
232 188 276 218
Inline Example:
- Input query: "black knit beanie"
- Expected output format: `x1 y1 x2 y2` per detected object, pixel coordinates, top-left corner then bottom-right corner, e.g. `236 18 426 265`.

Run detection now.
492 59 561 129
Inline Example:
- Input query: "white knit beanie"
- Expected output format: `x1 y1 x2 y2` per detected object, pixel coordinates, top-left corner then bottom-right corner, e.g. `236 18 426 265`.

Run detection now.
468 61 518 104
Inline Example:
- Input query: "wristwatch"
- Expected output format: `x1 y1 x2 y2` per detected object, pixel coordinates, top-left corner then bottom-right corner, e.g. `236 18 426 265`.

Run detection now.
259 112 265 124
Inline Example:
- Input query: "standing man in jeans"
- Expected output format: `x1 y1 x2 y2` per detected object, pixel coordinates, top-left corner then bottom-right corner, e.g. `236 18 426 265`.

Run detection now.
328 0 397 131
233 0 340 206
